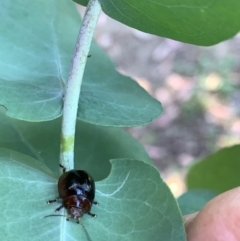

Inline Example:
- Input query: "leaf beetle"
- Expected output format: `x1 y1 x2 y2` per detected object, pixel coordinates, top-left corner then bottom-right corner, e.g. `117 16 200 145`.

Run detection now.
46 164 98 222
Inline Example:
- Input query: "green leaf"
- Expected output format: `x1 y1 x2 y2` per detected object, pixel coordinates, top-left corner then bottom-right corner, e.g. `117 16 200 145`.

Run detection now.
0 112 152 181
177 189 218 215
0 0 162 126
98 0 240 46
0 149 186 241
74 0 88 6
79 42 162 127
187 145 240 193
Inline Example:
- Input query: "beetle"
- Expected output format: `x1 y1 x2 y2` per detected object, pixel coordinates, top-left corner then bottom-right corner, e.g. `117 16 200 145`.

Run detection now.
46 164 98 222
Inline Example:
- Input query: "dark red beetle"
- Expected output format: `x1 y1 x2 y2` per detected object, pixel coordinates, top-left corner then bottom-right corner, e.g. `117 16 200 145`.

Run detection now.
46 164 98 222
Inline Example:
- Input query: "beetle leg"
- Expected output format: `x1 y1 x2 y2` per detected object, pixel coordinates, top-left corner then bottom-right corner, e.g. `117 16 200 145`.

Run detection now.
93 201 99 205
59 164 66 173
47 197 60 204
55 205 64 212
66 215 71 221
87 212 97 217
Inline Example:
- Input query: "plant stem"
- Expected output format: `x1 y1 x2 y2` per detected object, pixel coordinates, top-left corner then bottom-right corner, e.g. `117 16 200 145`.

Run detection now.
60 0 101 172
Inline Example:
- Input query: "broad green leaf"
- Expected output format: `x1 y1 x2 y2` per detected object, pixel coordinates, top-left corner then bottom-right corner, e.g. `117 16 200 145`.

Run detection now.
177 189 218 215
74 0 88 6
187 145 240 193
79 42 162 127
0 112 151 181
0 149 186 241
95 0 240 46
0 0 162 126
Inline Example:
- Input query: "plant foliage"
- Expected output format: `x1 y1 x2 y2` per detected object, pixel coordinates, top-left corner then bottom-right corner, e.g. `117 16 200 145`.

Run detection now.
74 0 240 46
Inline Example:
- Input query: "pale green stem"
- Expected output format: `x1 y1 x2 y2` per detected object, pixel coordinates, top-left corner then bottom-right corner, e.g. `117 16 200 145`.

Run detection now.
60 0 101 172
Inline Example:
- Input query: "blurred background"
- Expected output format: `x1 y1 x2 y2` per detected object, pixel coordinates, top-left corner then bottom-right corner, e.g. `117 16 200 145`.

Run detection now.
80 7 240 197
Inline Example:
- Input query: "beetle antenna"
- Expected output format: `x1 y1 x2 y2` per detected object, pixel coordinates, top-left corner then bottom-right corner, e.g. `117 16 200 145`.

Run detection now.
78 218 93 241
44 215 92 241
44 214 67 218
